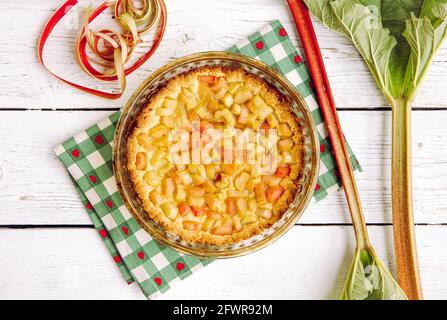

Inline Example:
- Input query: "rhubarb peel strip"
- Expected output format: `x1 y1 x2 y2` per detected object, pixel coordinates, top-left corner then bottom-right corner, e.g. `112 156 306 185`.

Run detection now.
38 0 167 99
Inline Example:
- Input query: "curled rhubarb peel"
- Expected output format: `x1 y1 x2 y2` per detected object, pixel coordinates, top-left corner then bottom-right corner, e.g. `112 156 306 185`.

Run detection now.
38 0 167 99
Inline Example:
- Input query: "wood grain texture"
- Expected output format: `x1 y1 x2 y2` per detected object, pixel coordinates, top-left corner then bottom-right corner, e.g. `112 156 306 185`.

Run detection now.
0 226 445 300
0 0 446 110
1 110 447 225
1 0 446 300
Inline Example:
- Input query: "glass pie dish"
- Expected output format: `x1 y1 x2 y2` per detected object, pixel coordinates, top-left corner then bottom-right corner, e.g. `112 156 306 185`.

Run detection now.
113 51 319 258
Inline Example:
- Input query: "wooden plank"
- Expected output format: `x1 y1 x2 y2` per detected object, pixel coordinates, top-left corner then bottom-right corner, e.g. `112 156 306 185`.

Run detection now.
0 111 110 225
1 110 447 225
0 225 445 299
0 0 446 110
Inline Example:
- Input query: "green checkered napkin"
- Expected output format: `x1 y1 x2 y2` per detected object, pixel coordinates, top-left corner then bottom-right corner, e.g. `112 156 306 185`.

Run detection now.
54 20 361 299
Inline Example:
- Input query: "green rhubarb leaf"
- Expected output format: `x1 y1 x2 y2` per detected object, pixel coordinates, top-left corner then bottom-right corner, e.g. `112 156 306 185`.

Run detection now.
403 2 447 99
304 0 399 99
340 248 407 300
340 249 372 300
379 0 423 98
303 0 348 36
329 0 397 99
303 0 447 101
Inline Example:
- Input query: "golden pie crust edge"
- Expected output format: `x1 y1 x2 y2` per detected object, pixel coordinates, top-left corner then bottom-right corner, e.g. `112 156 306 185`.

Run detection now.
126 66 305 246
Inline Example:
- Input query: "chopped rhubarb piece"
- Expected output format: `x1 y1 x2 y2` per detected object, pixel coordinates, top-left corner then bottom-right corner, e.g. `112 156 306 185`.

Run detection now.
210 77 228 92
262 175 282 187
207 211 223 220
226 199 236 215
183 221 202 231
260 121 270 134
191 206 204 216
135 152 147 170
178 202 191 216
213 225 233 235
200 120 213 134
266 186 284 203
171 173 182 184
188 186 205 197
275 165 291 177
254 183 267 204
198 75 218 84
234 87 253 104
187 110 200 123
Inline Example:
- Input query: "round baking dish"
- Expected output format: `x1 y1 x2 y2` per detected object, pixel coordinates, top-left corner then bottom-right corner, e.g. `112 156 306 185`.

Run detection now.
113 51 319 258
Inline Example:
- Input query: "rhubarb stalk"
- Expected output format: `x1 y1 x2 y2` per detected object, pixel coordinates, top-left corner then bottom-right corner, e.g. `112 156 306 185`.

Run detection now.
287 0 407 300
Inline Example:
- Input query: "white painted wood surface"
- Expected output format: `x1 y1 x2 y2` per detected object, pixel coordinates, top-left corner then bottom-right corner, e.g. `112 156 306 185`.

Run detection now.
0 0 446 300
1 110 447 225
1 0 447 110
1 226 446 300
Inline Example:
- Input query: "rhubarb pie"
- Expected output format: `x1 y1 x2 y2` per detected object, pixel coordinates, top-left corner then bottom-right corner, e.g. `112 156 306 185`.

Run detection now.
127 66 304 245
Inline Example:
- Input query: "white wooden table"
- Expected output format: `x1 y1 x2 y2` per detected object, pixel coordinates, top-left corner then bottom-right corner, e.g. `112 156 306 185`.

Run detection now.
1 0 447 300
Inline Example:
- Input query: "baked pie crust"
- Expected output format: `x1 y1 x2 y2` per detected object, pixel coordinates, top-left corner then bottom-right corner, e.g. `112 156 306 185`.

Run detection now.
127 66 304 245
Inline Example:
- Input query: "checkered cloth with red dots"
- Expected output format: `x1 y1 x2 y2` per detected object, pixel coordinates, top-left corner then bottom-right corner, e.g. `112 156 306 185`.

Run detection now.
54 20 361 299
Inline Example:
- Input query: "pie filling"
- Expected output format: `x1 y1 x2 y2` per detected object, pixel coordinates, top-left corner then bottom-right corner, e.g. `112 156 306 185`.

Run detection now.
127 67 305 245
